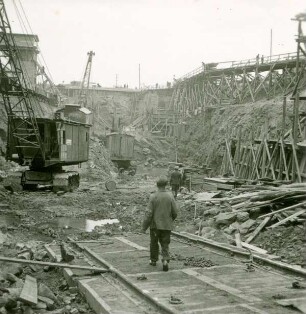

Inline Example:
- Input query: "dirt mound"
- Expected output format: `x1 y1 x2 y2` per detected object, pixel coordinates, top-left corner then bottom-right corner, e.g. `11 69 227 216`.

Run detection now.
178 96 295 174
76 137 117 181
254 225 305 265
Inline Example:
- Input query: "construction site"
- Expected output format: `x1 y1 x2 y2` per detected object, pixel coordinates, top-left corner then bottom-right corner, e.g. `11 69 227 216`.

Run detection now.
0 1 306 313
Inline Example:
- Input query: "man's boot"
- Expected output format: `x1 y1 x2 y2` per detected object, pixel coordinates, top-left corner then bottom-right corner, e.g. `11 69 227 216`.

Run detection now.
162 261 168 272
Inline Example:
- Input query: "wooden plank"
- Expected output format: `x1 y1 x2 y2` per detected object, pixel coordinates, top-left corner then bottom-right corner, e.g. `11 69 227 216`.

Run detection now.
290 135 302 183
238 146 247 178
0 256 109 273
115 237 147 251
225 139 235 176
267 209 306 229
19 275 38 305
283 116 306 139
235 232 242 248
237 127 242 174
241 241 268 254
239 303 270 314
250 143 260 179
245 216 272 243
183 304 257 314
293 92 299 146
244 148 253 179
250 141 263 179
300 155 306 174
264 139 276 179
245 71 255 102
258 202 306 218
182 268 262 303
280 140 289 180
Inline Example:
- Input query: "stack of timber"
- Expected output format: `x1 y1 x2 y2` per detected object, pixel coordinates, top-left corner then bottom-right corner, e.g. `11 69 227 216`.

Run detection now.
186 175 241 192
184 163 245 192
195 182 306 256
201 177 243 191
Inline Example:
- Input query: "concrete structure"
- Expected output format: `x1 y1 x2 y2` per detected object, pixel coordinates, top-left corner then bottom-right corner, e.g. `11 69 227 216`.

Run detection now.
0 33 39 87
57 84 174 136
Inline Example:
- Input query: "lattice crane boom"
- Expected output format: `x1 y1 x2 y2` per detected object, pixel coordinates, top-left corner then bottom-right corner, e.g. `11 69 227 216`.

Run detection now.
0 0 45 165
79 50 95 106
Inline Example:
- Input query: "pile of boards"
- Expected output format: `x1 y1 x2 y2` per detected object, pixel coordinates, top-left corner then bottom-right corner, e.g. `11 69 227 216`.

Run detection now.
207 182 306 247
188 176 243 192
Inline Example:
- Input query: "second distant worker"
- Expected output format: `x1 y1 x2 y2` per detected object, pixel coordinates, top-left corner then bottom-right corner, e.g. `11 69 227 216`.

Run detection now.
170 166 182 199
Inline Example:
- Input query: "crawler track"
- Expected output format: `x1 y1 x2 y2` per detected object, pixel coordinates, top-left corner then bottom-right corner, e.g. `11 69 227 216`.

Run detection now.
48 232 306 314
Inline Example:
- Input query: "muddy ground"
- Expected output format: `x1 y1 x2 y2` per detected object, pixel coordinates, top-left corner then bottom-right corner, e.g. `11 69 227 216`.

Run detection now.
0 162 305 313
0 166 179 313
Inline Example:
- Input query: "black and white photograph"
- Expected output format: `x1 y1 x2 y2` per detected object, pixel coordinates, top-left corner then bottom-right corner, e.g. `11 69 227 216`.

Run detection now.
0 0 306 313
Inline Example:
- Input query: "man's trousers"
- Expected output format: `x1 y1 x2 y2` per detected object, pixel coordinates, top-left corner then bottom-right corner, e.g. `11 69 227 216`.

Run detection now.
150 229 171 262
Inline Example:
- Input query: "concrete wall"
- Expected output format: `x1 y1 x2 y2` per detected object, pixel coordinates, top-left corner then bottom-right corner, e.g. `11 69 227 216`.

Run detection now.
58 86 174 135
0 33 39 88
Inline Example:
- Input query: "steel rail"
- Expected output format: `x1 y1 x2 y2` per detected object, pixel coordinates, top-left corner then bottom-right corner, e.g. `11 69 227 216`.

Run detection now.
172 231 306 278
72 242 179 314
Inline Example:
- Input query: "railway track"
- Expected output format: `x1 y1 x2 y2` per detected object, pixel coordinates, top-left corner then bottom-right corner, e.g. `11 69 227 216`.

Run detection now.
47 232 306 314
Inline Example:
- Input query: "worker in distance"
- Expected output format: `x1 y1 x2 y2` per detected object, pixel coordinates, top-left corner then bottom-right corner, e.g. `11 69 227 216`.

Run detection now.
170 166 182 199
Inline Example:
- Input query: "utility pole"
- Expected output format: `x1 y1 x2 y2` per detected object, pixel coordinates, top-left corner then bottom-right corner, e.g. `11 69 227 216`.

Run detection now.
175 137 178 163
115 74 118 88
270 29 273 62
138 64 141 89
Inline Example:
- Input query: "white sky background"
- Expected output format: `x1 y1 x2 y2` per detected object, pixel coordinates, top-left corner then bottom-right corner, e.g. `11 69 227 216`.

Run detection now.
5 0 306 88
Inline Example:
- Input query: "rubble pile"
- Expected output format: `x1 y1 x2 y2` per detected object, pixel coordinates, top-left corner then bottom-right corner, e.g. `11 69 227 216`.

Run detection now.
182 181 306 265
171 253 217 268
134 134 175 168
0 241 94 314
254 226 305 264
77 136 117 181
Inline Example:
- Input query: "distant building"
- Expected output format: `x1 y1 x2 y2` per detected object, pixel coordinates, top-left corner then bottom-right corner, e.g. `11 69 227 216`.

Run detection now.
0 33 39 87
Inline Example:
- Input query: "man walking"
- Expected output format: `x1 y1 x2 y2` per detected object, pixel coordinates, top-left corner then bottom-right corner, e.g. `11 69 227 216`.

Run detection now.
142 177 178 271
170 166 182 199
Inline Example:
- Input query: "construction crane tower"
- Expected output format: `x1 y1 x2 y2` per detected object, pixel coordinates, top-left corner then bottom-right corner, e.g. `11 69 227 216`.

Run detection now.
0 0 92 191
79 50 95 107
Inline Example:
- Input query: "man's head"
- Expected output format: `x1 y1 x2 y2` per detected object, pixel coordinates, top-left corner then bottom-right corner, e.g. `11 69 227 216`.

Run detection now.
174 166 179 171
156 176 168 188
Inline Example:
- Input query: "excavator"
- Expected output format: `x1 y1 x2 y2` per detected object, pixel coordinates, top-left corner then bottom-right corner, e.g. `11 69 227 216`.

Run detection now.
0 0 92 191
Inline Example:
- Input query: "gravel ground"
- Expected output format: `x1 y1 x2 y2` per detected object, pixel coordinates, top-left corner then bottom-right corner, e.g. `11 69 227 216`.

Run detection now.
1 161 305 313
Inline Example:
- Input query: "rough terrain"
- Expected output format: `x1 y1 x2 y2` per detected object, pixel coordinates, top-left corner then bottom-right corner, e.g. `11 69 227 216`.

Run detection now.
178 96 297 174
1 96 305 313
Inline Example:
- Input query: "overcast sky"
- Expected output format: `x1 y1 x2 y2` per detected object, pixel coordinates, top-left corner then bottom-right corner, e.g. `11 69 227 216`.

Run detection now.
5 0 306 88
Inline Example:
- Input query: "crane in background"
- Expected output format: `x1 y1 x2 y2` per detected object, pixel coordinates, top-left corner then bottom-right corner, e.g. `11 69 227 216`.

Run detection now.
36 62 64 106
78 50 95 107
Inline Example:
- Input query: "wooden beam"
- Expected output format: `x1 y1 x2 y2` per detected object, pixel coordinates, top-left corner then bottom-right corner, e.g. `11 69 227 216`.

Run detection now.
259 202 306 218
250 143 260 179
280 140 289 180
241 242 268 255
245 216 272 243
225 139 235 176
267 209 306 229
245 71 255 102
290 132 302 183
250 140 264 179
182 269 262 303
235 232 242 248
0 256 109 273
264 141 278 178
